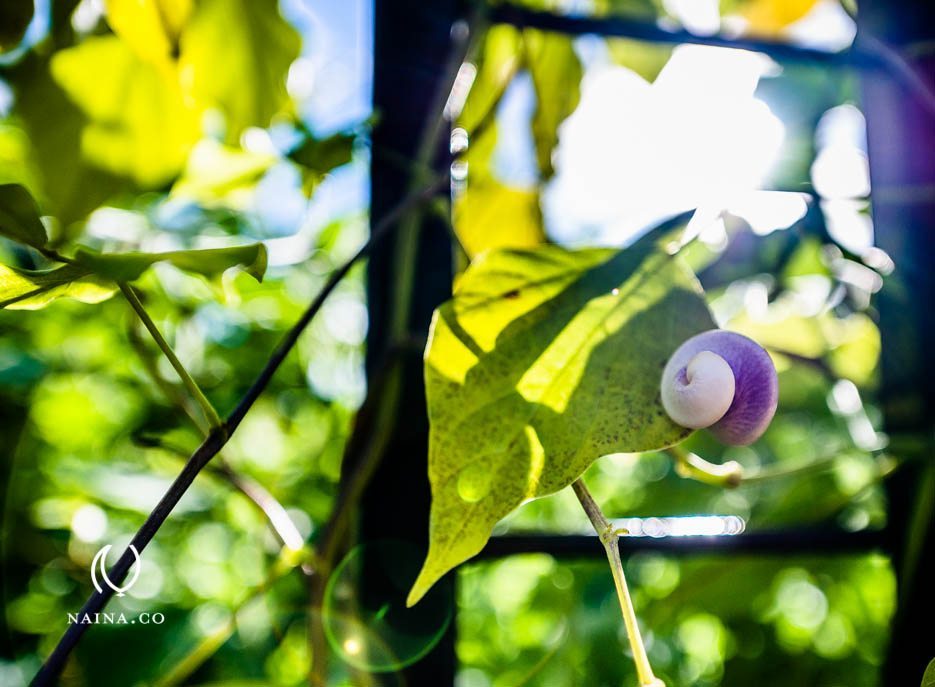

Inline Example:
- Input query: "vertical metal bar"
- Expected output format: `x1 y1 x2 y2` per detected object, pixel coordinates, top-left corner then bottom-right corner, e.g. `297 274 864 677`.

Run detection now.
858 2 935 684
361 1 462 683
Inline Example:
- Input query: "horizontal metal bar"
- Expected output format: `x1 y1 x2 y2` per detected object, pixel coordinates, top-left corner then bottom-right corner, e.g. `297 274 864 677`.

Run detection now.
488 3 875 69
476 528 890 560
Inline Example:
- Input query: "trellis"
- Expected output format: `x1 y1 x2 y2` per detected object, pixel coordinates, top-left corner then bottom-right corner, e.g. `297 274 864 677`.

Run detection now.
366 1 934 685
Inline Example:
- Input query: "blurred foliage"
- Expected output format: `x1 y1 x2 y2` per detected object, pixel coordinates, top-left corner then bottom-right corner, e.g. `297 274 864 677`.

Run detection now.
0 1 903 686
459 553 894 687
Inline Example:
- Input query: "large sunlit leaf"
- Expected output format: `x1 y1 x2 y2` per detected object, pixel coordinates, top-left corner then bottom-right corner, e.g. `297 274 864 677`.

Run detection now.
74 243 268 283
0 263 116 310
525 30 581 179
408 219 715 605
51 36 201 186
0 183 47 249
179 0 301 140
105 0 193 64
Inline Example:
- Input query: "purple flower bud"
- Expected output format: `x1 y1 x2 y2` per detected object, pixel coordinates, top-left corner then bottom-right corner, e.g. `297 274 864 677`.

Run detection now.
661 329 778 446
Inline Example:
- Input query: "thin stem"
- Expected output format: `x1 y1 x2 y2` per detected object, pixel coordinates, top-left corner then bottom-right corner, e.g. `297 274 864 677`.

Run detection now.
571 479 663 687
119 283 223 430
30 177 445 687
144 435 306 554
666 445 743 488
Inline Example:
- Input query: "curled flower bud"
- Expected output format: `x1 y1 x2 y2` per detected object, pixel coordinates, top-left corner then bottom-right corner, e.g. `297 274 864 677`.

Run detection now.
661 329 778 446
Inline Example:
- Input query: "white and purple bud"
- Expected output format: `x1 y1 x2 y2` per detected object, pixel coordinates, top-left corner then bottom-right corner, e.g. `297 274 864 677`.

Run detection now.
661 330 778 446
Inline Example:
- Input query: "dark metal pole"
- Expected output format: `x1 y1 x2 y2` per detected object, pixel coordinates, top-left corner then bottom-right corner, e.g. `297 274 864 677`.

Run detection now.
858 2 935 684
358 1 463 684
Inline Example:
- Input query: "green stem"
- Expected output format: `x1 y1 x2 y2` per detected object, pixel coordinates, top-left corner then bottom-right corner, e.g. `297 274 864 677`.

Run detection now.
571 479 663 687
118 283 223 431
667 445 743 488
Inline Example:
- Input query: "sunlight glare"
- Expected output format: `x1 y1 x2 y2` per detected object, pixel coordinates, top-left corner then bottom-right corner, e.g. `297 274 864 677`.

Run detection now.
545 45 784 246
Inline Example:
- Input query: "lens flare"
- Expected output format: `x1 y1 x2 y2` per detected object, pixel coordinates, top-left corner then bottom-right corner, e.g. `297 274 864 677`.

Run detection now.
323 539 453 673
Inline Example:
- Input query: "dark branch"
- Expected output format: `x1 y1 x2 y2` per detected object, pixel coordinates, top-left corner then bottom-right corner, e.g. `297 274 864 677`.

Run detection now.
489 3 866 68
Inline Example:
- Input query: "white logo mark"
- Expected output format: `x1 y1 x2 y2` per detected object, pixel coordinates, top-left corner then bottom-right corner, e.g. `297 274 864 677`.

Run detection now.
90 545 142 597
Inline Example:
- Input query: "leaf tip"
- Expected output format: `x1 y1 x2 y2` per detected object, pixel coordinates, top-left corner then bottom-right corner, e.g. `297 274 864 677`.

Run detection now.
248 243 268 283
406 561 442 608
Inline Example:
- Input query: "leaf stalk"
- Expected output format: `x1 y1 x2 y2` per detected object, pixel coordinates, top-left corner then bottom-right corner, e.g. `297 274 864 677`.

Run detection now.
119 282 224 430
571 478 664 687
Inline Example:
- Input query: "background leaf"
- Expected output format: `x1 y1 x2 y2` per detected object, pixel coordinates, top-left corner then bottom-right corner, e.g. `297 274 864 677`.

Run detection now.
408 221 715 605
104 0 193 64
50 36 201 187
74 243 268 283
453 182 544 257
0 263 116 310
526 31 581 180
179 0 301 142
0 183 47 248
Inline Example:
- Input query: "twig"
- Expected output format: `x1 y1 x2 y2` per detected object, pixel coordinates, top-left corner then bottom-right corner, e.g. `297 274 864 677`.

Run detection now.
140 435 306 554
119 283 223 430
571 478 663 687
127 313 307 556
29 175 446 687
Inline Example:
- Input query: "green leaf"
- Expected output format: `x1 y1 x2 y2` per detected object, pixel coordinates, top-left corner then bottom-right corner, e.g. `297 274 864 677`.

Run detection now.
74 243 268 283
408 219 715 606
607 38 672 83
526 31 581 179
288 131 356 196
922 658 935 687
288 132 355 174
0 263 116 310
0 184 47 249
179 0 301 141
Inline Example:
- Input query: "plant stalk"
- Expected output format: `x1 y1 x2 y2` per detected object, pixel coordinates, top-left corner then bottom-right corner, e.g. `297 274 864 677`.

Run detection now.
571 479 663 687
119 282 223 430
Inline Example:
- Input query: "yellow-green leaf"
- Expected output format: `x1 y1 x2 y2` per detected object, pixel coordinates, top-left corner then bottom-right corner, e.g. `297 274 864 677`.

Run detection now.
0 183 47 249
408 218 714 605
105 0 193 64
453 181 545 257
51 36 201 186
607 38 672 83
74 243 268 283
526 30 581 179
0 263 116 310
179 0 301 141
